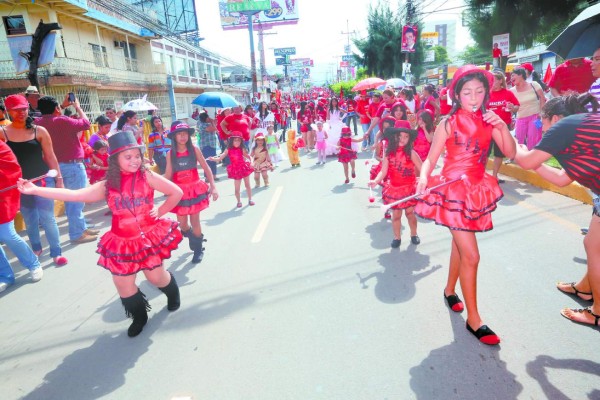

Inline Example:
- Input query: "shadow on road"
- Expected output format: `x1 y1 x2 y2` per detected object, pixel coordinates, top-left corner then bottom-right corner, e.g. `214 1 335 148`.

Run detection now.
526 355 600 400
357 245 441 304
409 311 523 399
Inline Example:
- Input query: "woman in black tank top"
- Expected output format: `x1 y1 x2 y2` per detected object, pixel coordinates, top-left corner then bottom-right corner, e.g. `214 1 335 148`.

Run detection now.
2 100 67 266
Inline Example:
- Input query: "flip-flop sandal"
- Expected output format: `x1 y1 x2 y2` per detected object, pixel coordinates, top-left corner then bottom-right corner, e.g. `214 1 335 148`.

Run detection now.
557 282 593 301
466 322 500 345
560 307 600 327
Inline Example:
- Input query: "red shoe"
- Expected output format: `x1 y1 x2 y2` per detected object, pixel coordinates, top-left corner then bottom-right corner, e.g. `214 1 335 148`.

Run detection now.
351 171 356 178
344 178 350 184
466 322 500 345
248 200 255 206
54 256 68 267
384 211 391 219
444 292 464 312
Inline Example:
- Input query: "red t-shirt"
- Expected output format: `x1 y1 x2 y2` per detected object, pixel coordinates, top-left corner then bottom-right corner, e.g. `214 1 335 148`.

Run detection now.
35 115 91 162
356 98 371 124
488 89 520 125
439 88 452 115
346 99 356 113
367 101 381 121
419 97 436 116
492 48 502 58
548 59 595 94
223 113 251 141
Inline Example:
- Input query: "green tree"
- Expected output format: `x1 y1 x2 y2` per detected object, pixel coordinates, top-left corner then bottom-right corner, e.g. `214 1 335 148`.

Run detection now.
423 45 451 65
465 0 589 51
456 44 489 65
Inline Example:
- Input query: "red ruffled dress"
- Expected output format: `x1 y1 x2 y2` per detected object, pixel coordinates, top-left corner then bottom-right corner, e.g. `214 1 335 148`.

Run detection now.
413 127 431 161
226 147 254 179
415 109 503 232
171 150 210 216
338 135 357 163
97 171 183 276
382 147 417 210
370 138 388 185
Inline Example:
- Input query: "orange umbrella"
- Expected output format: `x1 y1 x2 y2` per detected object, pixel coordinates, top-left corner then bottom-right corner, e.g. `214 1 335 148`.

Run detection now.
543 63 553 84
352 77 386 92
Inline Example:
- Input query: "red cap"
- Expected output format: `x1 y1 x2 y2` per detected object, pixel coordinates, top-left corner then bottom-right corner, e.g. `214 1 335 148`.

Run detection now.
254 132 265 140
521 63 534 72
449 65 494 100
341 126 352 135
4 94 29 110
394 120 411 129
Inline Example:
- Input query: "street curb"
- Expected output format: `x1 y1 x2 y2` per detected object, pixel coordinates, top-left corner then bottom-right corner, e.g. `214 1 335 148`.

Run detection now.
487 159 593 205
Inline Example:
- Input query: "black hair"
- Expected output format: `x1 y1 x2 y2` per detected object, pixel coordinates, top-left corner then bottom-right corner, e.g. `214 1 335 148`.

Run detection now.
227 136 246 150
37 96 59 115
92 140 108 151
405 27 415 36
63 107 73 117
448 71 491 117
0 103 5 112
400 88 414 101
95 115 112 126
531 70 549 92
105 151 148 199
150 115 163 131
391 102 408 120
511 67 527 79
329 97 340 113
169 128 195 168
418 110 435 134
541 93 599 119
117 110 137 130
199 112 209 123
258 101 269 119
384 127 417 157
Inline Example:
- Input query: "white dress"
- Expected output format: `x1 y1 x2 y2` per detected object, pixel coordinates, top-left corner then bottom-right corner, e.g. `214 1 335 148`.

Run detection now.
325 109 345 156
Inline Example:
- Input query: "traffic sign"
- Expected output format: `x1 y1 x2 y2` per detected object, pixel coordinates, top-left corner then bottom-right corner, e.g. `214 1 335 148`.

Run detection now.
342 55 353 62
274 47 296 56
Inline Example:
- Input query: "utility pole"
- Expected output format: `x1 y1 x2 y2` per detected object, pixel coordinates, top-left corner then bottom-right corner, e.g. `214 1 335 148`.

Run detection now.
257 23 277 89
341 19 355 81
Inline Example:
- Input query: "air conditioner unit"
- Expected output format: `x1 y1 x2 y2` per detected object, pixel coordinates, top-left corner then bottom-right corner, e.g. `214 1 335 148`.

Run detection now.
114 40 124 49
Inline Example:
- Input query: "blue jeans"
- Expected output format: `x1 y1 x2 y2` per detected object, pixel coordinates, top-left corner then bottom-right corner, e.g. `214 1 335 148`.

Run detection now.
363 124 378 148
201 145 217 177
20 177 62 257
0 220 41 284
59 162 88 240
346 113 358 134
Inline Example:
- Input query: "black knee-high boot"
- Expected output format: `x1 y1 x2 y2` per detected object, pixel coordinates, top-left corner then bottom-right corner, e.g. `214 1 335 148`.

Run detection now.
158 272 180 311
121 289 151 337
190 233 206 264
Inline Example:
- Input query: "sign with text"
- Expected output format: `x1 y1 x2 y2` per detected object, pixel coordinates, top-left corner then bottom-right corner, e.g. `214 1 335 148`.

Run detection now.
342 55 354 62
424 49 435 63
219 0 299 30
421 32 439 47
291 58 313 67
492 33 510 58
401 25 417 53
226 0 271 13
274 47 296 56
275 57 291 66
340 61 349 67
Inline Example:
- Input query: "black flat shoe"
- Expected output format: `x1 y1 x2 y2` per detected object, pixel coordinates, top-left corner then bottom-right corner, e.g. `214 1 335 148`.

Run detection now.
466 322 500 345
443 291 464 312
411 235 420 245
391 239 401 248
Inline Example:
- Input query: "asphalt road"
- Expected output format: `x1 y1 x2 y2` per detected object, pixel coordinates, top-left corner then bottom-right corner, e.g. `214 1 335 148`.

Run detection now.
1 147 599 400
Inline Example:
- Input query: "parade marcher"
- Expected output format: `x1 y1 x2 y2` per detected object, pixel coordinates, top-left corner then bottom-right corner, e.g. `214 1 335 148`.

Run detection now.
250 130 273 187
35 95 98 244
364 90 397 142
0 139 43 291
548 58 595 97
209 133 255 208
2 95 68 266
399 88 416 114
216 107 232 167
89 140 109 184
314 120 329 165
255 102 274 130
265 124 282 166
415 65 516 345
370 122 422 248
18 130 184 337
286 129 300 168
413 110 435 161
325 97 347 156
488 71 520 181
297 101 314 152
356 91 372 150
510 67 545 150
147 116 171 174
345 95 358 135
513 94 599 328
337 126 365 184
221 105 251 148
164 121 218 264
419 84 441 120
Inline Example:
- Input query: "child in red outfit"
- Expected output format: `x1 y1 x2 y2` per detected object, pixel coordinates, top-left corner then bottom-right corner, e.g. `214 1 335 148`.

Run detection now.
164 121 219 264
370 122 422 248
18 130 184 338
89 140 109 184
210 133 255 207
415 65 516 345
337 126 365 184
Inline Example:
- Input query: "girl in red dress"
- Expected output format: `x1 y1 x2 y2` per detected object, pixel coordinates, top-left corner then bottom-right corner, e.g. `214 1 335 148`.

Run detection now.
18 130 184 338
164 121 219 264
370 121 423 248
337 126 364 184
415 66 516 345
413 110 435 161
371 116 397 220
89 140 109 184
210 133 255 208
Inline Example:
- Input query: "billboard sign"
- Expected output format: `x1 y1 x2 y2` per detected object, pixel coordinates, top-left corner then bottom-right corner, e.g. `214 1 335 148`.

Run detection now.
340 61 349 67
274 47 296 56
492 33 510 58
275 57 291 66
219 0 299 30
341 55 353 62
401 25 417 53
226 0 271 12
424 49 435 63
421 32 439 47
291 58 313 66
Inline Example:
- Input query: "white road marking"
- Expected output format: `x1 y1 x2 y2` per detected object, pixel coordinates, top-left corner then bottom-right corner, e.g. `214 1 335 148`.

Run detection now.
251 186 283 243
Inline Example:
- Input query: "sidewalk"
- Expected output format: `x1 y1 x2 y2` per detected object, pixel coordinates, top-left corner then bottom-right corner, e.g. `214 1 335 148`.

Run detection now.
489 159 593 205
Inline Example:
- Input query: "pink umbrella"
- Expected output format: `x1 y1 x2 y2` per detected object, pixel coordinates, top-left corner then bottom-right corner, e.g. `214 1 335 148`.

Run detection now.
352 77 386 92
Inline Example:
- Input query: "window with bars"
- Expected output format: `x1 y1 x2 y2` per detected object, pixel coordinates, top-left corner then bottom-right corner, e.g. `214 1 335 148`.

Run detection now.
3 16 26 36
90 44 109 67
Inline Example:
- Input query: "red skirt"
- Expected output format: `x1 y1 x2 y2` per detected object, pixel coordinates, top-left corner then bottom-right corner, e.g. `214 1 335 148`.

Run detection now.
97 219 182 276
415 174 503 232
369 163 386 186
382 182 417 210
338 150 357 163
227 161 254 180
171 179 210 216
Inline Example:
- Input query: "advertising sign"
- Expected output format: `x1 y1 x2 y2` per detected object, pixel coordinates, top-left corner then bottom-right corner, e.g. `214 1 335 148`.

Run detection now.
341 55 353 62
401 25 417 53
219 0 299 30
275 57 289 66
421 32 439 47
291 58 313 66
492 33 510 58
226 0 271 12
424 49 435 63
340 61 349 67
274 47 296 56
